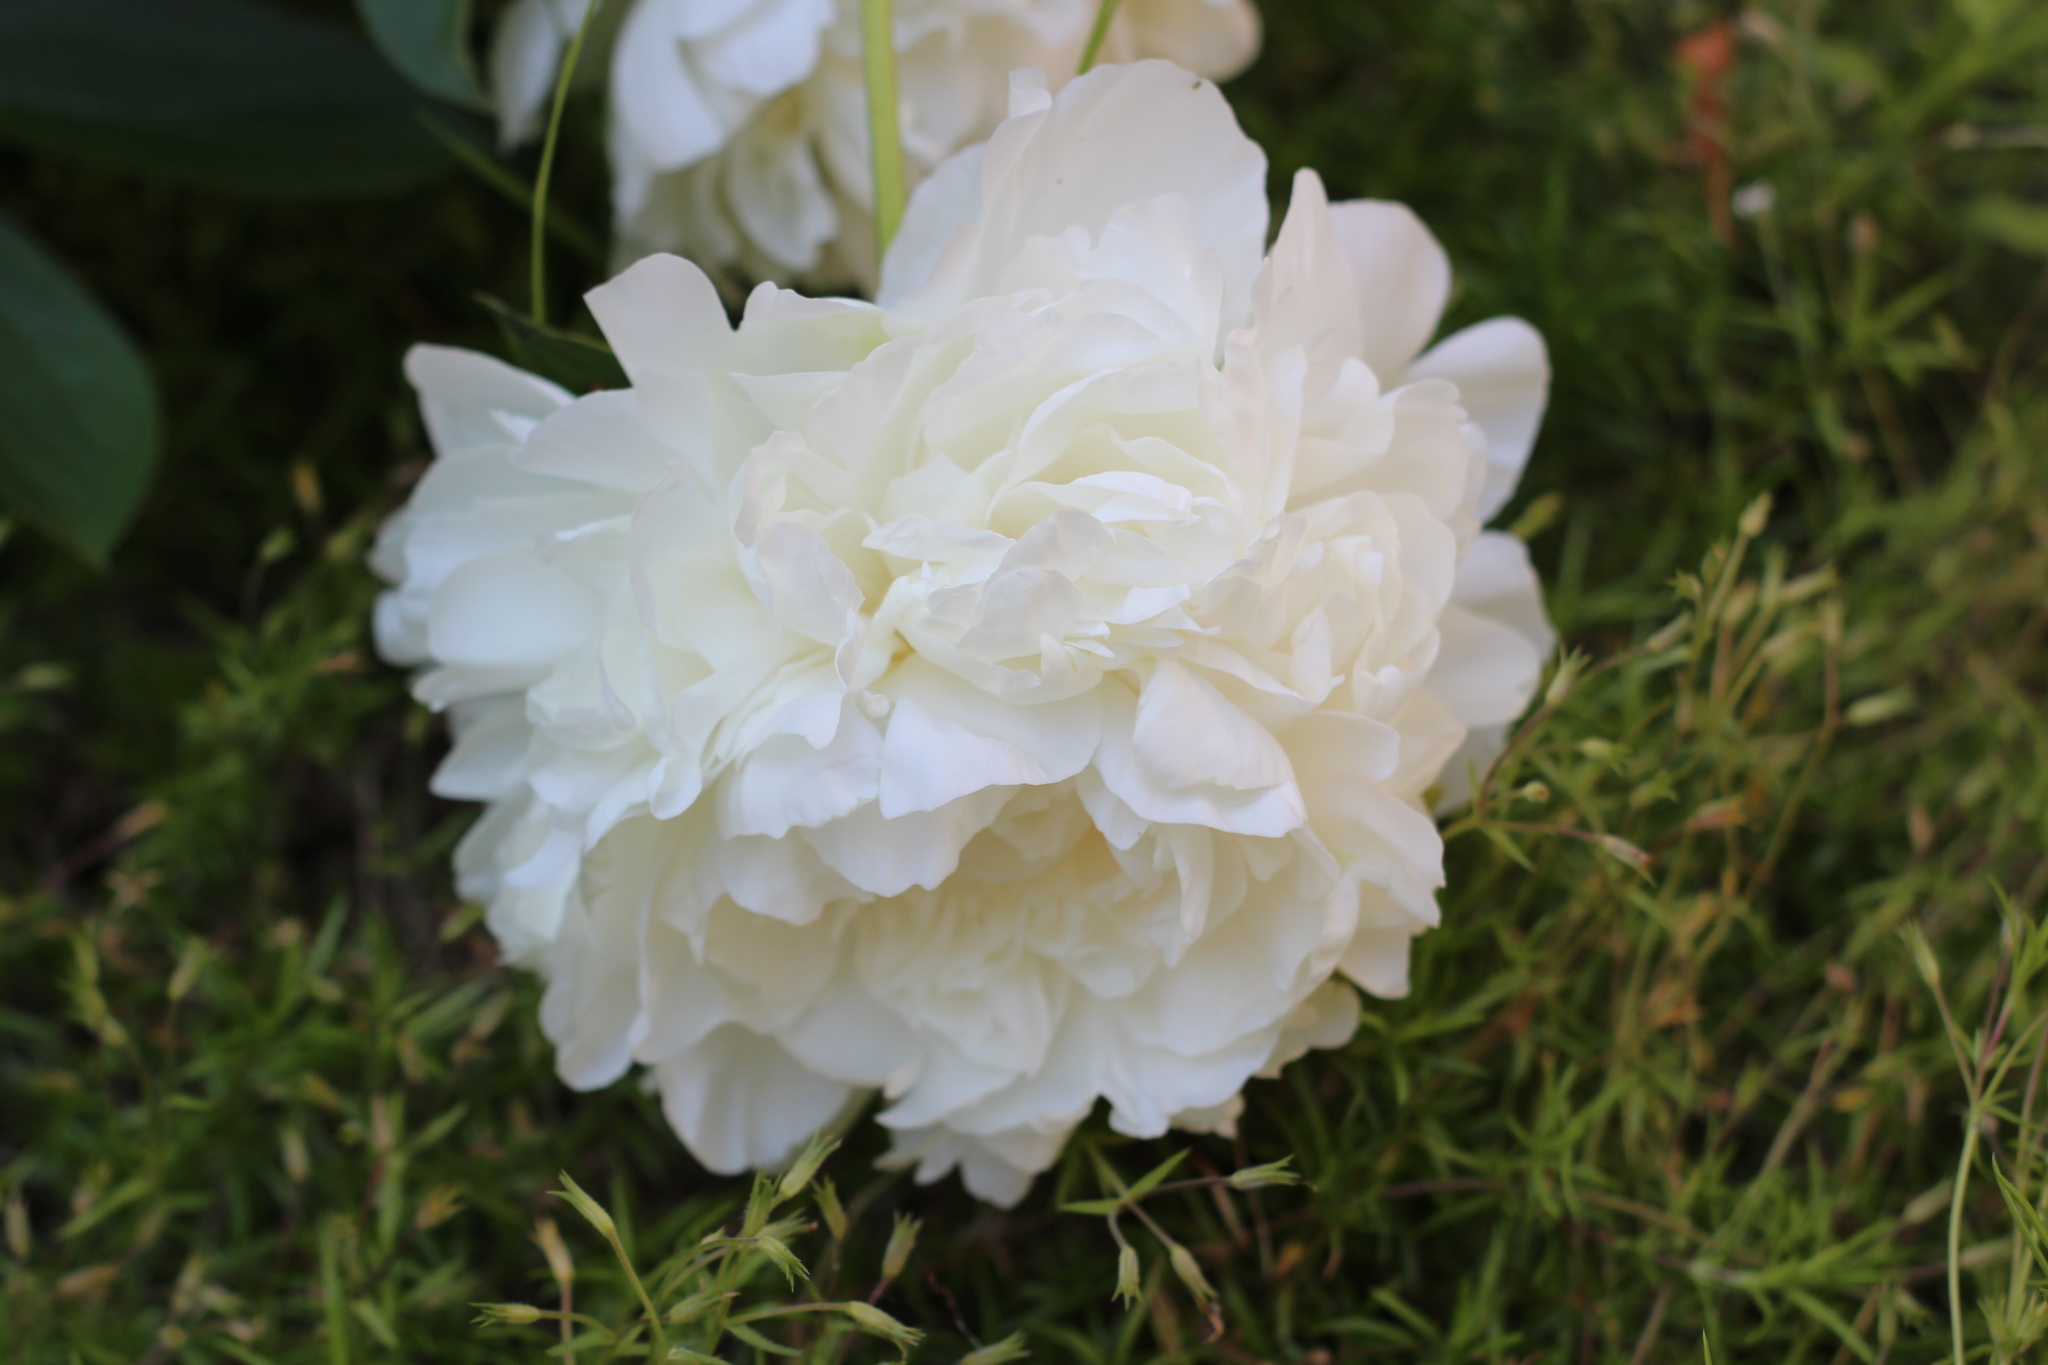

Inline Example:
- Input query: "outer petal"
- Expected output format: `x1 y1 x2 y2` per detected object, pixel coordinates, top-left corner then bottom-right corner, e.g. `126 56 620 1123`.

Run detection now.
586 253 734 383
1431 531 1554 811
1339 923 1416 999
1327 200 1450 385
1409 317 1550 523
1451 531 1554 659
404 344 572 455
1253 168 1362 358
655 1026 853 1173
875 143 986 309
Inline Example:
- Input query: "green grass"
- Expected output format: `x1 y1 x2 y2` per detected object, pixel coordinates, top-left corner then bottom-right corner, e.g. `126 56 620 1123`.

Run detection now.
5 0 2048 1361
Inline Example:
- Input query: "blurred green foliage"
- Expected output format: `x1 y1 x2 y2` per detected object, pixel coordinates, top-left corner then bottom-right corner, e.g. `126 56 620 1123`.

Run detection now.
5 0 2048 1362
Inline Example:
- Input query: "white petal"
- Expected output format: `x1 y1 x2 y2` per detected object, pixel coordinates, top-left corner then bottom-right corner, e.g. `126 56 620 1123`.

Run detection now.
515 389 679 491
1339 924 1415 999
1409 317 1550 522
900 60 1268 327
610 0 738 170
1326 200 1450 384
1095 684 1306 837
540 888 643 1090
722 115 839 272
1430 604 1543 728
1117 0 1261 79
585 253 733 383
779 979 919 1087
748 519 864 651
1133 658 1295 792
405 344 570 456
656 1026 853 1174
714 832 859 924
432 699 532 800
803 786 1011 897
1256 979 1360 1077
1451 531 1554 657
692 0 832 97
876 143 986 308
877 659 1101 816
1253 168 1361 358
716 704 881 839
427 551 595 673
489 0 586 149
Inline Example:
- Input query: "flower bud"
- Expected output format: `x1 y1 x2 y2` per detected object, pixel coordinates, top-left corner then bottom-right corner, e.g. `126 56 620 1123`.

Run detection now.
1544 651 1586 708
475 1302 544 1325
1225 1158 1301 1191
168 938 207 1004
1167 1243 1216 1302
6 1191 30 1260
842 1302 923 1346
533 1217 574 1288
1903 925 1942 988
554 1173 616 1241
280 1124 309 1186
814 1179 848 1242
881 1213 921 1281
1594 835 1652 874
1645 614 1691 653
777 1132 838 1202
1738 492 1773 540
1113 1245 1141 1307
958 1331 1031 1365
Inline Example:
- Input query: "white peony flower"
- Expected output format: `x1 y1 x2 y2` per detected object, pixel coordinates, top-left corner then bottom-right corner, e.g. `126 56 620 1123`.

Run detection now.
375 60 1553 1205
490 0 1259 286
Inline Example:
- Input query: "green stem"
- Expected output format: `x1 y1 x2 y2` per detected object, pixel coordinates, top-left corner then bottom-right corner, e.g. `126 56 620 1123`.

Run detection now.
594 1226 665 1363
1077 0 1126 75
532 0 606 326
1951 1113 1980 1365
860 0 906 264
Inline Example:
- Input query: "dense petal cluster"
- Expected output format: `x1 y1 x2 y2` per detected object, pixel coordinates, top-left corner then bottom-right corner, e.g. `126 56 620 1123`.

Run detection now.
375 61 1552 1203
491 0 1258 285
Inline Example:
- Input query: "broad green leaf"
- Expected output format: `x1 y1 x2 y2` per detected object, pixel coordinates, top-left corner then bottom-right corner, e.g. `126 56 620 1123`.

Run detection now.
0 0 457 198
0 212 158 565
356 0 487 110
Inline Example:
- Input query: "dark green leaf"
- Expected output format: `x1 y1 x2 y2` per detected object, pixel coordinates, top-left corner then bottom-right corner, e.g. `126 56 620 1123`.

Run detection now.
0 0 458 198
478 294 629 393
0 211 158 565
356 0 486 110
